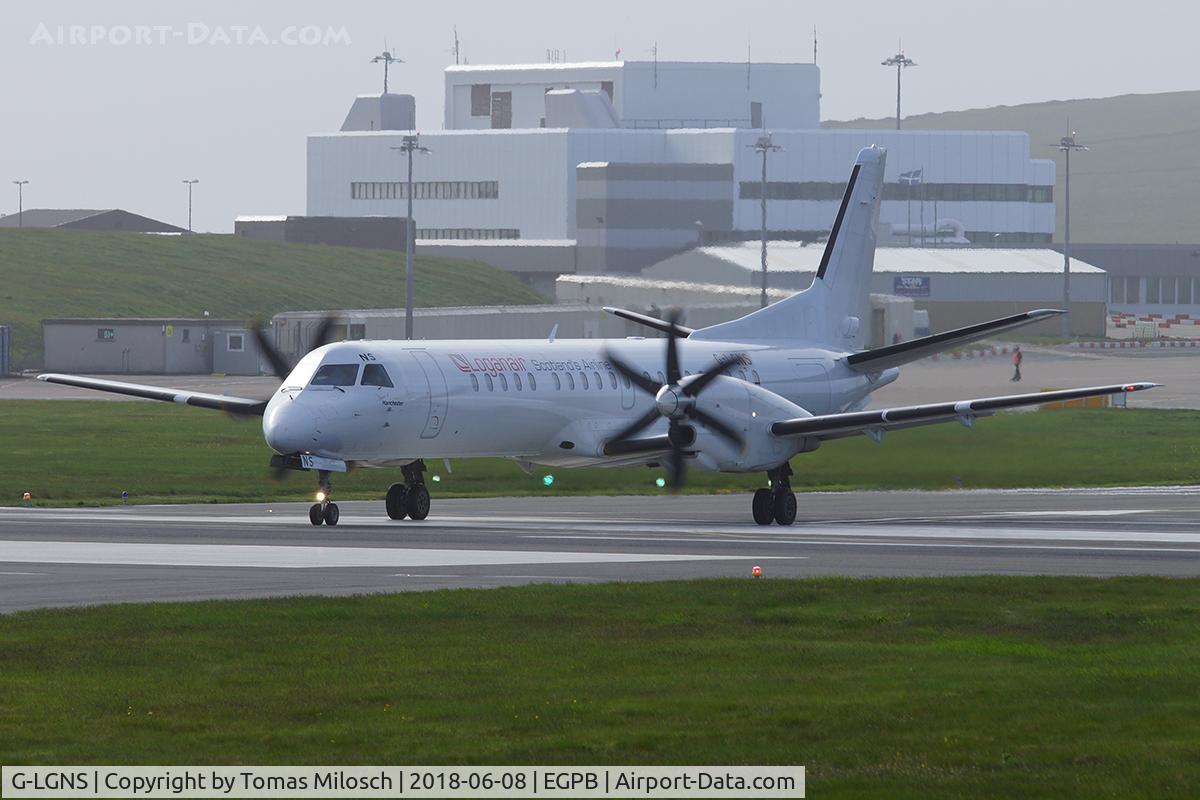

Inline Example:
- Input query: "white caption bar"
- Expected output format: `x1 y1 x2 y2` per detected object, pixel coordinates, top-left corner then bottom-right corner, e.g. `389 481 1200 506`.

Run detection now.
2 766 804 798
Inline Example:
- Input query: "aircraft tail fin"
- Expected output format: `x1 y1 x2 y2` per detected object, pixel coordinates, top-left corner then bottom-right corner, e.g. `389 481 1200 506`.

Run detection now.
690 146 885 345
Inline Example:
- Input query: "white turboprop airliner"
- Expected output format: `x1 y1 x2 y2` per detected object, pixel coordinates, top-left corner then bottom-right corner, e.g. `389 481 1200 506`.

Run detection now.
40 147 1156 526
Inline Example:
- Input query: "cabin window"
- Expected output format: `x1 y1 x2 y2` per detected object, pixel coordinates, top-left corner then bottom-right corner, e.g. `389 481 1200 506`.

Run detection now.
513 373 522 391
498 373 509 391
752 369 761 385
470 374 480 392
566 372 576 390
552 373 561 390
593 371 602 391
485 374 494 391
656 371 665 384
311 363 359 386
608 370 617 390
622 375 631 390
361 363 394 387
580 372 589 390
527 373 537 391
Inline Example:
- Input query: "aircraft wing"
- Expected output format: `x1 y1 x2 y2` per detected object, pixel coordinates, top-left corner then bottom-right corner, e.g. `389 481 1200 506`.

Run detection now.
37 373 268 416
846 309 1063 372
771 382 1158 441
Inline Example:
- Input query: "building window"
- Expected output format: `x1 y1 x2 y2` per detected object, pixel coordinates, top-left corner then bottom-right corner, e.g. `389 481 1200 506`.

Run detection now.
415 227 519 240
227 333 245 352
97 327 115 342
1111 280 1124 304
350 180 499 201
601 80 614 101
1180 278 1193 305
471 84 491 116
1127 277 1140 304
1147 277 1160 304
741 180 1055 204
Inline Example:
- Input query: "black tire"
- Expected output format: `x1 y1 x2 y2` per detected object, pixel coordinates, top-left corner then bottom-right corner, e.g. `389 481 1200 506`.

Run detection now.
309 503 324 526
323 502 340 526
405 484 431 521
772 491 797 526
752 488 775 525
385 482 408 520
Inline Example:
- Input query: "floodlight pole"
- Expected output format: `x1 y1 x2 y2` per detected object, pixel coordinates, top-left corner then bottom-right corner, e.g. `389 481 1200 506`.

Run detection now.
881 48 916 130
181 179 199 233
12 180 28 227
392 135 430 340
1053 131 1088 338
750 133 782 308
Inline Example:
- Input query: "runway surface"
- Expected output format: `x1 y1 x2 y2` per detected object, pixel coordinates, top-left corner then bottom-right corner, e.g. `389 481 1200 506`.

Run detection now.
3 488 1200 612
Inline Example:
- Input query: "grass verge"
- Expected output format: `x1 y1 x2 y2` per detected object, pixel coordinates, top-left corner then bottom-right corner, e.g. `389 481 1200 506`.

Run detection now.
2 577 1198 798
0 403 1197 506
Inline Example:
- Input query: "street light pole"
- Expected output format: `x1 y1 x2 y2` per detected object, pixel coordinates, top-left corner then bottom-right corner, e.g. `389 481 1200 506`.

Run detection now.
12 180 28 227
392 135 430 340
1052 131 1088 338
881 48 916 130
750 133 782 308
181 179 199 233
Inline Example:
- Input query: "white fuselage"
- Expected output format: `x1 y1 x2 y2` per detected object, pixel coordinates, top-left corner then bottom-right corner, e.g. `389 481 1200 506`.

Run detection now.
262 336 898 474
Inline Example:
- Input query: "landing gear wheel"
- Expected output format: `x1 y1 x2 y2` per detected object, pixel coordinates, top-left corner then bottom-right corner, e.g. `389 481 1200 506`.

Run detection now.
405 485 431 521
323 502 340 526
385 483 408 520
752 488 775 526
309 504 324 526
772 491 797 526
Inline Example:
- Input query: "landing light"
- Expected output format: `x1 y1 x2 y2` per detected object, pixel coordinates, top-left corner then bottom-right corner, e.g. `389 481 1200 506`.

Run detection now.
315 491 326 502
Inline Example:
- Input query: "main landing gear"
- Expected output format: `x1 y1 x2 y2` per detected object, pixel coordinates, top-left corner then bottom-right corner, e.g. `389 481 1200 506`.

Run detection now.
309 469 340 526
385 460 432 522
753 463 797 526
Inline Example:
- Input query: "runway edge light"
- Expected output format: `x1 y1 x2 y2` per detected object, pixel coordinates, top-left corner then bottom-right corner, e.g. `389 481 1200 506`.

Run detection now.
752 565 763 578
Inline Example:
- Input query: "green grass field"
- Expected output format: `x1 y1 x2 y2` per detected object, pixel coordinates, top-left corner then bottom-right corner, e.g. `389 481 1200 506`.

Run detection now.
0 230 546 370
825 89 1200 244
1 402 1196 506
2 577 1198 798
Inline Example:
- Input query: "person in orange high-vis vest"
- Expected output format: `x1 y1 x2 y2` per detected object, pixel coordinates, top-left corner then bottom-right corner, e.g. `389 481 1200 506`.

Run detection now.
1011 346 1023 382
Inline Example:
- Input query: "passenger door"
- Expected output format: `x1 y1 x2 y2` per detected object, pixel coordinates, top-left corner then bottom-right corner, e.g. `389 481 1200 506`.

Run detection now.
410 351 448 439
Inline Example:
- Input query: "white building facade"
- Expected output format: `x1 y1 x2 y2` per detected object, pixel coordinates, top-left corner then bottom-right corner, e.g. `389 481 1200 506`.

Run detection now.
305 60 1056 273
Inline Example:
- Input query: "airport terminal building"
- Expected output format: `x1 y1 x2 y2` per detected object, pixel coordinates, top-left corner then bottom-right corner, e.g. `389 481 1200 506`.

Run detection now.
303 59 1056 278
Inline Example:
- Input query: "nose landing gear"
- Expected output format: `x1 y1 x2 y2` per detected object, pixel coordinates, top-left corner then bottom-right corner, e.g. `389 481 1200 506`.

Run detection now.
385 460 432 521
753 463 797 526
309 470 340 526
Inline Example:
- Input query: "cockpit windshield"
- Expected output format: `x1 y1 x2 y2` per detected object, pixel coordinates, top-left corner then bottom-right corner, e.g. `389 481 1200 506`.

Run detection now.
310 363 360 386
361 363 394 387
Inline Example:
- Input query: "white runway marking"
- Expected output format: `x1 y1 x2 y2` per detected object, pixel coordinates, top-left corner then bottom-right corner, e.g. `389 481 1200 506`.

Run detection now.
0 540 745 570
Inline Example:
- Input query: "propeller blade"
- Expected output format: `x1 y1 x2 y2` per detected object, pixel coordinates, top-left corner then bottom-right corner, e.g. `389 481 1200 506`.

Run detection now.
252 323 294 379
667 421 687 492
606 407 662 446
665 309 682 385
309 316 339 352
680 357 734 397
688 406 746 450
607 352 661 395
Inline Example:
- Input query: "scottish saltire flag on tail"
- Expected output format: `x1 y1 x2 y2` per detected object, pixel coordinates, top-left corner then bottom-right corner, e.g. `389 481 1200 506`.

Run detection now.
899 168 923 185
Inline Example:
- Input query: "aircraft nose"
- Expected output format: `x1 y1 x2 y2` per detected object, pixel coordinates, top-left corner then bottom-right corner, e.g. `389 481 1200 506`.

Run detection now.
263 395 344 455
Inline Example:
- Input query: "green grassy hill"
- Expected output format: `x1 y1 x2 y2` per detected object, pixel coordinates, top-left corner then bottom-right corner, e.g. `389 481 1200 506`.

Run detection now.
0 230 546 370
824 90 1200 245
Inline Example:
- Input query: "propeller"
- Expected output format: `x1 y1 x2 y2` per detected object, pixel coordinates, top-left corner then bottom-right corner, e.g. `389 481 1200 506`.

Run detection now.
252 315 340 478
603 309 746 491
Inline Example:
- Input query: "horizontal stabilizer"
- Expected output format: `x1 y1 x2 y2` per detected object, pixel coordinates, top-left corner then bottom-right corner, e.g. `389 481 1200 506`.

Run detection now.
846 309 1063 372
37 374 268 416
772 382 1158 440
602 307 695 337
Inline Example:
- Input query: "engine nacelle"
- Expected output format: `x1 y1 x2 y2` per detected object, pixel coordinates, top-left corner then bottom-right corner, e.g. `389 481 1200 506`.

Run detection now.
685 376 818 473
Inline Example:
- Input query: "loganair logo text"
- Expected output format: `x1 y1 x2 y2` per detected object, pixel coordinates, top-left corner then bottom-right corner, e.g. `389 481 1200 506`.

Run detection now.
449 354 528 377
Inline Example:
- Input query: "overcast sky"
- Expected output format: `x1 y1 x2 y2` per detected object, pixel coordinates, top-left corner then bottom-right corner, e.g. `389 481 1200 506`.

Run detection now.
1 0 1195 233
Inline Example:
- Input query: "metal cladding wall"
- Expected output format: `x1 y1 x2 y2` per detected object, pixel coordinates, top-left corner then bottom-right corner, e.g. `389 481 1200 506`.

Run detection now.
42 320 263 375
575 162 734 274
308 128 1054 254
443 61 820 131
0 325 9 375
